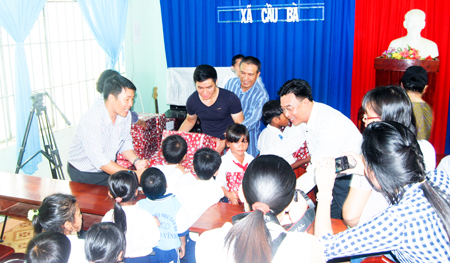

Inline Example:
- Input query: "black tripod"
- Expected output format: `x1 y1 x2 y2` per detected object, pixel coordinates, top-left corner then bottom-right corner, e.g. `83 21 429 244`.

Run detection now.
15 92 71 180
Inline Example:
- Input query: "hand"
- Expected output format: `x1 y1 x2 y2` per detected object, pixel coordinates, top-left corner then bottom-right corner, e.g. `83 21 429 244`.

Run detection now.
215 139 226 154
225 190 239 205
179 244 186 258
286 196 308 223
315 158 337 195
176 164 189 174
134 159 148 170
154 216 161 227
135 168 146 183
341 152 365 176
135 119 147 129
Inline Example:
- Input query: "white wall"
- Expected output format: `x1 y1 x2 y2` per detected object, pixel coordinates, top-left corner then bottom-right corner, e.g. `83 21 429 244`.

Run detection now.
125 0 169 114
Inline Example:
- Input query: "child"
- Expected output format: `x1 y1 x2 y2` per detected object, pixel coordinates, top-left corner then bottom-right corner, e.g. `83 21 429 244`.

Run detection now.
155 134 192 194
259 100 311 170
102 171 160 262
85 222 126 263
216 124 254 205
138 168 190 263
257 100 290 155
173 147 224 263
29 193 87 263
26 232 71 263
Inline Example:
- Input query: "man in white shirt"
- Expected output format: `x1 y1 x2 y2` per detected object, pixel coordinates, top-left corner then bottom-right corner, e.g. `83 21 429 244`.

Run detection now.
278 79 362 219
68 75 148 185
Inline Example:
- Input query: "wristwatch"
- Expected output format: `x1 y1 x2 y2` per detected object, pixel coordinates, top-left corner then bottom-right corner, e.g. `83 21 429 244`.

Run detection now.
132 158 141 167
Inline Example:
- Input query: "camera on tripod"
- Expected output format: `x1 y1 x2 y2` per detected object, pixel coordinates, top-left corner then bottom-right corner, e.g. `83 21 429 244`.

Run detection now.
16 91 71 179
30 92 46 114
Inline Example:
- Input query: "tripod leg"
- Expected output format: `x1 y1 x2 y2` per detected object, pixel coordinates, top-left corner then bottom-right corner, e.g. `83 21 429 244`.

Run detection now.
41 109 65 180
15 109 35 174
0 216 7 242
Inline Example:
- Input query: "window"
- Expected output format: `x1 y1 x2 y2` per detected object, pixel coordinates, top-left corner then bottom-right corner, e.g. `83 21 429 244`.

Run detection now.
0 0 125 148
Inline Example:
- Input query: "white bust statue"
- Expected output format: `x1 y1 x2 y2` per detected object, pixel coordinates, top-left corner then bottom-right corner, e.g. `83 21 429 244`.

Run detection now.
389 9 439 58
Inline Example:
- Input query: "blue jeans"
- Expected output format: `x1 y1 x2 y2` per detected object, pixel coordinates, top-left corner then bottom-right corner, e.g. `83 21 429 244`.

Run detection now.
180 234 196 263
149 248 179 263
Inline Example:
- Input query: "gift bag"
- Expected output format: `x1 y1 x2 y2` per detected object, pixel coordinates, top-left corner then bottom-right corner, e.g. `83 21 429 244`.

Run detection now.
293 141 310 169
117 113 169 169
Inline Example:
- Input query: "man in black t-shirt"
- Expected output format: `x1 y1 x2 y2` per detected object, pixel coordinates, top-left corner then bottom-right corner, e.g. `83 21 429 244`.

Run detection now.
179 65 244 153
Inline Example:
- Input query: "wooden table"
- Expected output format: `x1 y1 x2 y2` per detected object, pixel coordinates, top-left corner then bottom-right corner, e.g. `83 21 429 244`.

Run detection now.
0 172 113 230
189 202 347 236
307 219 347 235
189 202 244 235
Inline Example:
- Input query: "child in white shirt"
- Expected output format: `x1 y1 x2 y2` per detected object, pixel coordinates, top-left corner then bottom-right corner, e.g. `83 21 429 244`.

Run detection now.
217 124 254 204
172 147 224 262
258 100 290 154
154 134 192 194
102 171 160 262
29 194 87 263
260 100 311 169
172 148 223 227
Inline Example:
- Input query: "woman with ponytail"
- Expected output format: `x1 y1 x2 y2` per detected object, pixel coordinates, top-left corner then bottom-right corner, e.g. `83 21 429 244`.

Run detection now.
196 155 325 263
29 193 86 263
315 121 450 262
101 170 160 263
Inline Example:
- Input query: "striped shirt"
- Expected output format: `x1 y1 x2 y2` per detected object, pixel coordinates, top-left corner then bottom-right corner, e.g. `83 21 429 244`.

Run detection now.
224 77 269 157
320 169 450 262
68 99 134 172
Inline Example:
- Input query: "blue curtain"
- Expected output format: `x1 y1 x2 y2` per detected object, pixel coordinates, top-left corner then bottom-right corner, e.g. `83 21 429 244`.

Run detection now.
0 0 46 174
160 0 355 116
78 0 128 69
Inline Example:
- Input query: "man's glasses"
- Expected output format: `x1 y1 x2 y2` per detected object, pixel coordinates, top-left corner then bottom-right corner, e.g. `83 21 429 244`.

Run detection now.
281 99 304 114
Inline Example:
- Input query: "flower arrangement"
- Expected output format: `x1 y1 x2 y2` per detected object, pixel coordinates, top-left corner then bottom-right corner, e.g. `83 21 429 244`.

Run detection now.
381 46 434 60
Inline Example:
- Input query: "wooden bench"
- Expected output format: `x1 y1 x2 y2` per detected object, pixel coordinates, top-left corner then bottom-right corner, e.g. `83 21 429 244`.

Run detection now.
0 172 113 241
1 201 102 242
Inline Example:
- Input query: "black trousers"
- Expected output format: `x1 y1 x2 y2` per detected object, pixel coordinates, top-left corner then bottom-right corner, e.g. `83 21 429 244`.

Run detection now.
330 176 352 220
67 163 109 186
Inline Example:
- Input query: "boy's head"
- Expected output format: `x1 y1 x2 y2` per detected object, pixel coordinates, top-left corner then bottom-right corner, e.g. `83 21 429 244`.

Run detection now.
262 100 289 128
193 148 222 180
162 135 188 164
401 65 428 93
140 168 167 200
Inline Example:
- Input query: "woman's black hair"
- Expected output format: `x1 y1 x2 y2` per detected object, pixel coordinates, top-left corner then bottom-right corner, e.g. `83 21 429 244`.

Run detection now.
363 121 450 240
224 155 296 263
362 85 417 135
96 69 120 94
85 222 126 263
26 232 71 263
32 194 77 234
225 124 249 144
108 171 139 234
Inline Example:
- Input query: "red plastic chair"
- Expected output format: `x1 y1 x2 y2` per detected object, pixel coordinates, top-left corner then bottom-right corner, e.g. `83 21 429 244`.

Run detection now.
361 255 396 263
